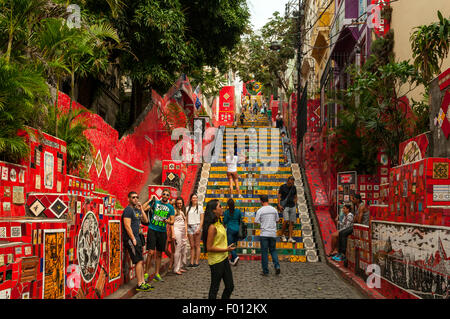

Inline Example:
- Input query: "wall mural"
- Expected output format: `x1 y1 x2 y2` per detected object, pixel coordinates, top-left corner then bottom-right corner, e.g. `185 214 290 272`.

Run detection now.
43 230 66 299
108 220 121 282
77 211 101 283
372 221 450 299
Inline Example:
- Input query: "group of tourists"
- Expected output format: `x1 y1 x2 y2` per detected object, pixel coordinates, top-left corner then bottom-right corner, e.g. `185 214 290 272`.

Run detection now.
122 191 204 292
122 175 299 299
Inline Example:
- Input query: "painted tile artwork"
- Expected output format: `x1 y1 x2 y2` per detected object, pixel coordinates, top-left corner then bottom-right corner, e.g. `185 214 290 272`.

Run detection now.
43 230 66 299
372 221 450 299
108 221 121 282
77 211 101 283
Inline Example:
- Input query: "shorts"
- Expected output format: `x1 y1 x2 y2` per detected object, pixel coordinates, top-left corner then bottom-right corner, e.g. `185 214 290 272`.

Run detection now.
124 238 143 264
283 206 296 222
146 228 167 252
187 224 201 235
227 171 238 179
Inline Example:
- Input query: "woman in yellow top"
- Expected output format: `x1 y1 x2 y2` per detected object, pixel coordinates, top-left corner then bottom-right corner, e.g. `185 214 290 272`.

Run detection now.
202 199 236 299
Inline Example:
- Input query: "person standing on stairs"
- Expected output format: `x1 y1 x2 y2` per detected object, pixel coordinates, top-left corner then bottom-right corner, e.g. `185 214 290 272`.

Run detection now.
186 193 204 268
144 189 175 283
223 198 242 266
240 111 245 126
122 191 152 291
202 200 236 299
226 145 243 198
172 197 188 275
278 176 298 243
256 195 281 276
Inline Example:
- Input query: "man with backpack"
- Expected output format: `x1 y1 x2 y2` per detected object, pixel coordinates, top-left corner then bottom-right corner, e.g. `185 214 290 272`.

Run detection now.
277 176 297 243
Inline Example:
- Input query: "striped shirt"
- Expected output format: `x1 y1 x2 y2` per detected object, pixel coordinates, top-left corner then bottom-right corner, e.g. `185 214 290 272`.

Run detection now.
255 205 279 238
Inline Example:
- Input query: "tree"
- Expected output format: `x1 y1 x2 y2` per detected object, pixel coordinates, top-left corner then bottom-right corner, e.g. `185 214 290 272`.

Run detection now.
410 11 450 83
45 106 93 174
77 0 250 126
229 11 297 97
0 58 50 162
334 61 421 167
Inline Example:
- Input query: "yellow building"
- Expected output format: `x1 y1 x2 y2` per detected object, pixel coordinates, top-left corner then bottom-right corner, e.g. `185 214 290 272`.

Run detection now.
390 0 450 102
301 0 335 99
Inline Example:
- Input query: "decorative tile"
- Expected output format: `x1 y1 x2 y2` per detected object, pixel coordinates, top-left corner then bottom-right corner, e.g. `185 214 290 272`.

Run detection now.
432 162 449 179
433 185 450 201
19 170 25 183
12 186 25 204
2 202 10 212
35 175 41 190
105 155 112 180
29 199 45 217
94 150 103 177
1 167 8 181
11 226 21 238
49 198 68 218
4 187 11 197
9 168 17 182
0 227 6 238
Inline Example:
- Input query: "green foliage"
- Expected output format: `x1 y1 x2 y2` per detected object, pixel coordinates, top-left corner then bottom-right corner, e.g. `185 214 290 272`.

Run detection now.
45 106 93 174
229 11 296 97
410 10 450 83
339 61 421 167
0 57 50 162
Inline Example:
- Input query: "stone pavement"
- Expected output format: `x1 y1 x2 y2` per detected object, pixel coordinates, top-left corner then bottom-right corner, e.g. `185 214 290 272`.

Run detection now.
133 260 365 299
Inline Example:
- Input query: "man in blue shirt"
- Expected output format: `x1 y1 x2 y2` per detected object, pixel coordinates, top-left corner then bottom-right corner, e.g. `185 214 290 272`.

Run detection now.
122 191 151 291
144 189 175 282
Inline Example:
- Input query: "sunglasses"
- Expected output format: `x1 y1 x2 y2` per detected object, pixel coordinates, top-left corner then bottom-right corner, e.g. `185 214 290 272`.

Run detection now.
162 193 170 197
131 196 139 199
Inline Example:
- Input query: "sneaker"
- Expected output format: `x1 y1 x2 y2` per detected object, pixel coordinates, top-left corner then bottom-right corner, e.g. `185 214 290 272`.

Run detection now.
144 273 149 282
136 283 152 292
281 235 287 242
153 273 164 282
275 268 281 275
260 272 269 276
193 263 200 268
187 263 194 268
288 237 296 243
143 283 155 290
233 256 239 266
332 254 344 262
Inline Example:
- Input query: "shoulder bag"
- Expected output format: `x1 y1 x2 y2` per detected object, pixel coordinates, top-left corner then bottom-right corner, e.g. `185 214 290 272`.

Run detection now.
238 209 247 240
280 185 294 208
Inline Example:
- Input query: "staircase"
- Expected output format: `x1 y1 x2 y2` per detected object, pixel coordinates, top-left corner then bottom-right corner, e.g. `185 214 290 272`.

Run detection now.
196 109 319 263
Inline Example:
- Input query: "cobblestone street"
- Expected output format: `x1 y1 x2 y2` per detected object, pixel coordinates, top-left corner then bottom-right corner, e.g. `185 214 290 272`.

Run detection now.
133 260 365 299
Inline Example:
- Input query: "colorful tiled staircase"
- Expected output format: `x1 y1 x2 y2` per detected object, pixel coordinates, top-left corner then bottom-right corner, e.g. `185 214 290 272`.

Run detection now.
196 110 319 263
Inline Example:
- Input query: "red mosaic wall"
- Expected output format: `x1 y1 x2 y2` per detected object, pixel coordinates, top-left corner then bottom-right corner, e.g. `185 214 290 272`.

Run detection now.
0 78 202 298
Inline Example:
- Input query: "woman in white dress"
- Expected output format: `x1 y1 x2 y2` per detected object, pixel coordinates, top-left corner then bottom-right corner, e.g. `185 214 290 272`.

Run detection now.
172 197 188 275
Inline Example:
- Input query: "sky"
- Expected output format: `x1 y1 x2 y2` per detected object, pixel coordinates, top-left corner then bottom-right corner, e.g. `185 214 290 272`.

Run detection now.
248 0 292 31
